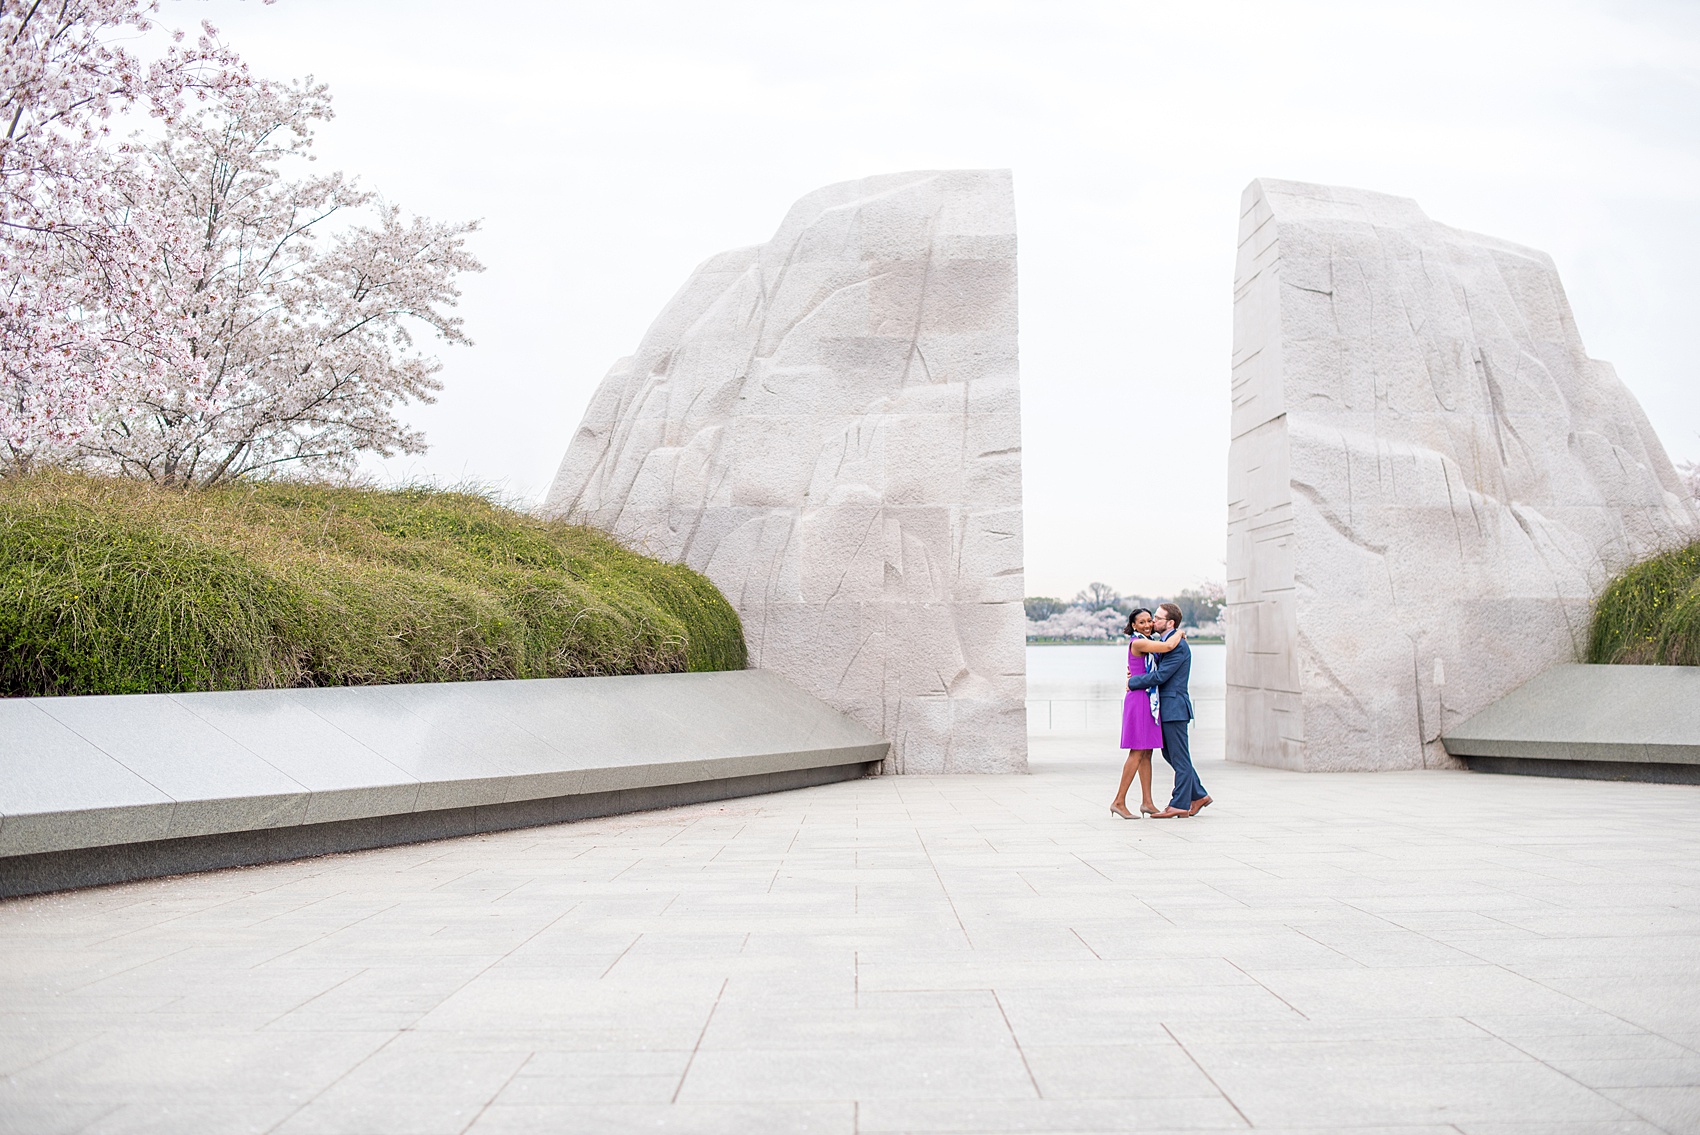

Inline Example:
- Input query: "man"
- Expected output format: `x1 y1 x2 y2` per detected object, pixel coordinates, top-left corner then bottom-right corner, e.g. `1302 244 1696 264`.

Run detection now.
1127 602 1211 818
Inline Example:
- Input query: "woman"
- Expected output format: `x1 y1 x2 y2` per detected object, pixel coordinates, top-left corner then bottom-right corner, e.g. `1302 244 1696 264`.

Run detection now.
1110 607 1185 819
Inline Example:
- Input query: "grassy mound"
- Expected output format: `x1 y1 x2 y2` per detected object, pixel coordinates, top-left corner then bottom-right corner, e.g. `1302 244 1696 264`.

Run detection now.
0 474 746 696
1586 539 1700 666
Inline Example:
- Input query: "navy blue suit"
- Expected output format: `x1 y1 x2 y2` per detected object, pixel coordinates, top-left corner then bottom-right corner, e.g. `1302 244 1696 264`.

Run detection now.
1127 633 1206 810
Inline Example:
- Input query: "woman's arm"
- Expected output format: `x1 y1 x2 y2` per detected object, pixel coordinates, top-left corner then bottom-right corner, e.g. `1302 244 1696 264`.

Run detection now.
1129 628 1187 654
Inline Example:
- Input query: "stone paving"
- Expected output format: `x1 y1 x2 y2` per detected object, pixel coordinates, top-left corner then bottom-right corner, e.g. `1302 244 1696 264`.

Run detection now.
3 733 1700 1134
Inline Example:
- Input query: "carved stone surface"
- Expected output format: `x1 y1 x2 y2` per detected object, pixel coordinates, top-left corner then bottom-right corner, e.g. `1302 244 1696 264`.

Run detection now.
543 170 1026 774
1228 179 1698 772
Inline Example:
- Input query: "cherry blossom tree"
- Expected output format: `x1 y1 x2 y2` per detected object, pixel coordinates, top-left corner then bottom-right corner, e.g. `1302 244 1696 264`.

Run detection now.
83 77 481 485
2 2 479 485
0 0 249 474
1026 605 1124 641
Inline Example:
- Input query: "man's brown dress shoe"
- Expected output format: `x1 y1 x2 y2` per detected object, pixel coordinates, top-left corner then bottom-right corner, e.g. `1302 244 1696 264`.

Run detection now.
1187 796 1213 816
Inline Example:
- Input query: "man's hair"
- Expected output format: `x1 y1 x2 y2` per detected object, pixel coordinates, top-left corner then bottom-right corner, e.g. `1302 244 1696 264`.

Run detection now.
1157 602 1183 625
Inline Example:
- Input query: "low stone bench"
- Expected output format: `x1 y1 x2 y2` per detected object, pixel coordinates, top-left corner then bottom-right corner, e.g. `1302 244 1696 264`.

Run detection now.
1441 663 1700 784
0 670 887 898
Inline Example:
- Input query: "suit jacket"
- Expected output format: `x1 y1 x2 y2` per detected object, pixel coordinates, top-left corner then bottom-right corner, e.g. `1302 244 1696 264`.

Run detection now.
1127 633 1194 722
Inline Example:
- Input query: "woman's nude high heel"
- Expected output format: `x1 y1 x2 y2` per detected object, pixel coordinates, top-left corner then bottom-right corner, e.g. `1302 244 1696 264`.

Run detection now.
1109 802 1135 820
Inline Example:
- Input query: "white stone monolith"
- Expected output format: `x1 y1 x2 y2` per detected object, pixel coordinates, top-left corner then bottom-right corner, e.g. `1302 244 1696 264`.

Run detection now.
544 170 1026 773
1228 179 1697 772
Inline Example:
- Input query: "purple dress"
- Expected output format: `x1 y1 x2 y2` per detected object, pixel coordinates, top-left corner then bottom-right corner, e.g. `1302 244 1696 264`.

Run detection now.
1119 639 1164 750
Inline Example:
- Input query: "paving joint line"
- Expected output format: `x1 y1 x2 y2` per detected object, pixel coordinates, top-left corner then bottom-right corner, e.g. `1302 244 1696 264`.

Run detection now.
456 1051 533 1135
1463 1017 1674 1135
601 934 642 979
991 989 1042 1098
258 967 369 1030
1223 958 1308 1020
262 901 581 1133
915 834 974 949
1162 1021 1253 1127
671 977 729 1104
255 902 403 967
1069 927 1102 960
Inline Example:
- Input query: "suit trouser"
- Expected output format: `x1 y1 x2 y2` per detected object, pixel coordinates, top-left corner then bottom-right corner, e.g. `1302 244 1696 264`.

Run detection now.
1161 718 1206 810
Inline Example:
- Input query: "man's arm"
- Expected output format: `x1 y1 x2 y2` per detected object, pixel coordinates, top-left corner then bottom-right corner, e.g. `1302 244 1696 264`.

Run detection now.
1128 633 1186 690
1129 631 1185 655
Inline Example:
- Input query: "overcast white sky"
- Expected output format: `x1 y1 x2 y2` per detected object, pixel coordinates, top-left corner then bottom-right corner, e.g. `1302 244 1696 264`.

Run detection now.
190 0 1700 598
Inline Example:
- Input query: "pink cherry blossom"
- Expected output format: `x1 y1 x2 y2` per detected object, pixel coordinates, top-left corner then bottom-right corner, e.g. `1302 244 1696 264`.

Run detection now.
0 0 249 472
2 2 480 485
87 77 481 483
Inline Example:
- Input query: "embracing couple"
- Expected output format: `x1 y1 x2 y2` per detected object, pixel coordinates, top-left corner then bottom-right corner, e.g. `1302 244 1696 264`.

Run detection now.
1110 602 1212 820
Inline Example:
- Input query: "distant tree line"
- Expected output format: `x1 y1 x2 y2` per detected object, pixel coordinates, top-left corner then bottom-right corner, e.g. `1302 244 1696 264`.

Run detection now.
1024 581 1226 641
1025 454 1698 643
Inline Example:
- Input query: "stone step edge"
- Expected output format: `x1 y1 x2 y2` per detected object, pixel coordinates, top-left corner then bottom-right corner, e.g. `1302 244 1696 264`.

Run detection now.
0 760 879 900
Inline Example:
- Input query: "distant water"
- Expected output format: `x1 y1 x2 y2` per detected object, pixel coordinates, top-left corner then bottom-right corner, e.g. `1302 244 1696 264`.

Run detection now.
1026 642 1225 740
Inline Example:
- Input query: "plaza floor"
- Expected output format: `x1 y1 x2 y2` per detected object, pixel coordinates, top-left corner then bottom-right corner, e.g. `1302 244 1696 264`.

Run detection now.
3 732 1700 1135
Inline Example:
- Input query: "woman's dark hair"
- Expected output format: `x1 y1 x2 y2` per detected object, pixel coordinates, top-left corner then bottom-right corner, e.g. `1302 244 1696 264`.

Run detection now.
1123 608 1152 636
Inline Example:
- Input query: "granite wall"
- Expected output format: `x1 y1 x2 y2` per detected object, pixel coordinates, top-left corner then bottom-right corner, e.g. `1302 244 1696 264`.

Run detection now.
1228 179 1697 771
544 170 1026 773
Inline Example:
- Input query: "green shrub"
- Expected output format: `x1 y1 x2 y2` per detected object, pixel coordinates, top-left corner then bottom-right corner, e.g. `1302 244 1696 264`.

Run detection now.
0 474 746 696
1587 539 1700 666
